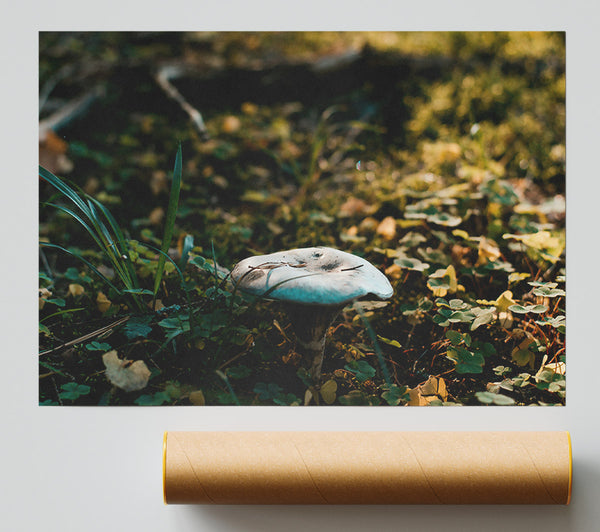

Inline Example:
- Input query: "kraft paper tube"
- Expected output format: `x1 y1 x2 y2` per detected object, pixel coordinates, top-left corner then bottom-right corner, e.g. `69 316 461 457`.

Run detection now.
163 431 572 505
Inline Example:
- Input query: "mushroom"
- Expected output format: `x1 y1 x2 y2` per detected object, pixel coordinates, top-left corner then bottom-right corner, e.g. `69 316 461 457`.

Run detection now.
231 247 393 385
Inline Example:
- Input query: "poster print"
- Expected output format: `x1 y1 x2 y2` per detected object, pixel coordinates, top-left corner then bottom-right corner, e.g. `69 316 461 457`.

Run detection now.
39 32 565 406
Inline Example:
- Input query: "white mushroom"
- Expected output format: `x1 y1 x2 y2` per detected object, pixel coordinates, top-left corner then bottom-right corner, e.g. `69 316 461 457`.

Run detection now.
231 247 393 384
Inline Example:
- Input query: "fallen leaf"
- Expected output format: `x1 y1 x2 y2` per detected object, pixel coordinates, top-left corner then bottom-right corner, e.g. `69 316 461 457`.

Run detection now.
320 379 337 405
475 237 501 265
384 263 403 280
102 350 151 392
358 216 379 234
148 206 165 226
376 216 397 240
96 292 112 313
189 390 206 406
68 283 85 297
39 129 73 175
150 170 168 196
222 115 242 133
339 197 373 217
408 376 448 405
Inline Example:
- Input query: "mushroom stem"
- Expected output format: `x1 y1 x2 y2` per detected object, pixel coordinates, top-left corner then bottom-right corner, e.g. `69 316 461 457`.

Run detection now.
283 303 343 383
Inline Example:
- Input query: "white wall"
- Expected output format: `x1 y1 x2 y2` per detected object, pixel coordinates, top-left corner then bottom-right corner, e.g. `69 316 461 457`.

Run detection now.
3 2 599 530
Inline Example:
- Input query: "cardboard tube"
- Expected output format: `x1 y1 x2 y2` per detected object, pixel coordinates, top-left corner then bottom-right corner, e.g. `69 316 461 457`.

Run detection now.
163 431 572 505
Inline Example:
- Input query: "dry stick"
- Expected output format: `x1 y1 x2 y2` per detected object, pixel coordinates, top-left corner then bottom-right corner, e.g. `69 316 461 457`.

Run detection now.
39 316 130 356
155 64 209 137
39 85 105 141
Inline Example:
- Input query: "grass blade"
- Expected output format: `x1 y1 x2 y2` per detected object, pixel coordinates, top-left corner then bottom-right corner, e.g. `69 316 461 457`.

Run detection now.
153 144 183 296
88 196 138 289
354 302 392 388
40 165 136 291
39 166 89 214
39 242 122 294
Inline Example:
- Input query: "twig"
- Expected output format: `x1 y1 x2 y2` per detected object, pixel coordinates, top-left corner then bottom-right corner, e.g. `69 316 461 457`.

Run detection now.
39 85 105 141
155 64 209 138
39 316 130 356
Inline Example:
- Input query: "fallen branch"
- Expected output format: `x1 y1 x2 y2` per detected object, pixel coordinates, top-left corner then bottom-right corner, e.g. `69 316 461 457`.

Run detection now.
155 64 209 138
38 316 130 357
39 85 105 141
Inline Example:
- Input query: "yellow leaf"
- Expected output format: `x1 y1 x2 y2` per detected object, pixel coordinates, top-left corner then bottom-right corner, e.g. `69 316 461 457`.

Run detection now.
148 299 165 311
545 362 566 376
508 272 530 284
503 231 565 263
384 263 403 280
68 283 85 297
510 329 537 368
241 102 258 116
452 229 470 240
408 388 429 406
408 376 448 405
189 390 206 406
396 219 424 229
102 350 151 392
320 379 338 405
475 237 501 266
494 290 516 314
420 376 448 401
222 115 241 133
427 264 462 297
96 292 111 313
376 216 397 240
148 206 165 226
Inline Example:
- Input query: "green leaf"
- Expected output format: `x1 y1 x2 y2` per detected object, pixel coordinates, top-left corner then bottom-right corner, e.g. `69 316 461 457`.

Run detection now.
45 298 66 308
447 347 485 374
393 256 430 272
273 393 301 406
470 307 495 330
449 299 468 310
179 234 195 269
532 286 565 298
509 304 548 314
158 315 190 331
85 341 112 351
445 330 463 345
134 391 171 406
40 242 122 294
226 365 252 379
38 361 68 378
345 360 377 382
473 341 496 357
123 288 154 296
253 382 283 400
59 382 91 401
124 316 153 339
338 390 378 406
154 144 183 296
475 391 515 405
381 384 409 406
512 347 536 367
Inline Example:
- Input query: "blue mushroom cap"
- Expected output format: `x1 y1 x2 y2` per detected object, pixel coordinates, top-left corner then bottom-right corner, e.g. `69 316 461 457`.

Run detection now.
231 247 393 306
